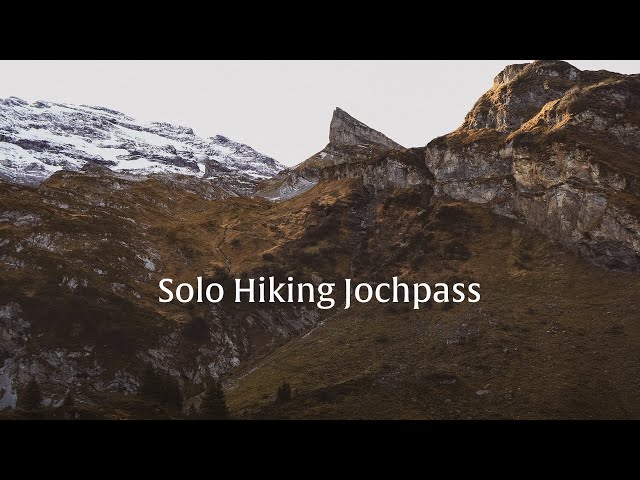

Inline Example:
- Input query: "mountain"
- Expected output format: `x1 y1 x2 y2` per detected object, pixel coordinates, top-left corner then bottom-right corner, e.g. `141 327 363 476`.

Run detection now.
0 97 283 194
265 62 640 273
256 107 426 200
2 61 640 419
0 167 330 414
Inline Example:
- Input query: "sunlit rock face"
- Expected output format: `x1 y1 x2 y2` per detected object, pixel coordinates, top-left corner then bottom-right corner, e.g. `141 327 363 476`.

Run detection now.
426 60 640 271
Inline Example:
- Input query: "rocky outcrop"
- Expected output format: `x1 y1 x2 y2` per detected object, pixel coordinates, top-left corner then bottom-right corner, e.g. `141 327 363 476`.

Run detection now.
0 300 321 410
256 108 417 200
329 107 403 150
0 303 29 409
320 148 431 192
426 60 640 272
463 60 582 131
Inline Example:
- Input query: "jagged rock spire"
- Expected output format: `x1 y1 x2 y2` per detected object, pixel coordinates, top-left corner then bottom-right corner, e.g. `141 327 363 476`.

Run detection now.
329 107 403 149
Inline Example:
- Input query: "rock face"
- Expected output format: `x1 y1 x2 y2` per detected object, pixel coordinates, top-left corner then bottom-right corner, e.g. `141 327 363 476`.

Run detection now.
256 107 419 199
319 149 431 191
329 107 402 150
425 60 640 272
0 97 283 193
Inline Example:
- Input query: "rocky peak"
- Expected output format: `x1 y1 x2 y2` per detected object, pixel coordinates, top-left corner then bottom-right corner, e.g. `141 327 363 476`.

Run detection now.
529 60 581 81
493 63 529 86
493 60 580 87
1 96 28 107
329 107 403 149
212 134 230 144
465 60 584 132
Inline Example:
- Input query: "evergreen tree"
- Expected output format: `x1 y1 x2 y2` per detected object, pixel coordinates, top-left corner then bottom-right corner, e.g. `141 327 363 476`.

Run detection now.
186 404 197 418
63 392 75 408
276 381 292 404
165 380 183 411
20 378 42 411
200 380 229 419
140 367 183 410
140 367 164 401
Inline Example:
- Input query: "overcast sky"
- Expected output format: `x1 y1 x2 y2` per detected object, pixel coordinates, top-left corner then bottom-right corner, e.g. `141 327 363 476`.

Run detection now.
1 60 638 166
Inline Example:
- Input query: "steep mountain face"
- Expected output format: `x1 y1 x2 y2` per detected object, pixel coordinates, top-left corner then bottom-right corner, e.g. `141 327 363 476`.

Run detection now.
225 62 640 419
425 60 640 272
0 97 283 194
256 107 429 200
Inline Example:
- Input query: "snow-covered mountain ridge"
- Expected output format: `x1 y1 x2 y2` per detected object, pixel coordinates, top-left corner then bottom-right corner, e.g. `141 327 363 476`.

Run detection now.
0 96 283 187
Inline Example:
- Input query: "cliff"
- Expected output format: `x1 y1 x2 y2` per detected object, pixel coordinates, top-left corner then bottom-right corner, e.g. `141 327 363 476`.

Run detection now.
426 60 640 271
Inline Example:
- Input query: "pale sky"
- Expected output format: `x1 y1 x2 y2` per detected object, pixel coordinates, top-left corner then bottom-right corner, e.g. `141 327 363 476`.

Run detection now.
1 60 638 166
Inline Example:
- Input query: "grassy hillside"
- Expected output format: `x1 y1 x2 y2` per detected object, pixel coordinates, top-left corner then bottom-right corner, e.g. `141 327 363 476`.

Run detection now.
2 169 640 419
226 191 640 419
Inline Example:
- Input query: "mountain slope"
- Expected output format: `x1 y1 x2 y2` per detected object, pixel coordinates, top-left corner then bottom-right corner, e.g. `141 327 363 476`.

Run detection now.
263 62 640 273
0 97 283 193
0 167 371 413
4 167 640 419
227 189 640 419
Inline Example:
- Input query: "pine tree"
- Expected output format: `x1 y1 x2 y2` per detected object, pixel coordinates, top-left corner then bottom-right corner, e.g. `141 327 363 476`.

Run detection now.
186 404 197 418
63 392 75 408
276 381 292 403
20 378 42 411
200 380 229 419
140 367 164 401
140 366 183 410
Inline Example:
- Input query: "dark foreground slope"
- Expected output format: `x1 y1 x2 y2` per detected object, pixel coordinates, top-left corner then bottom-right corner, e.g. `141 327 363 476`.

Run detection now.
227 183 640 419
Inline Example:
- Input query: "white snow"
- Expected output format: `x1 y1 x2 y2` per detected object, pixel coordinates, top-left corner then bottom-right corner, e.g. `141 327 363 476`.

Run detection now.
111 158 163 171
0 97 284 185
209 143 234 156
13 128 130 163
117 125 191 149
0 142 64 177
